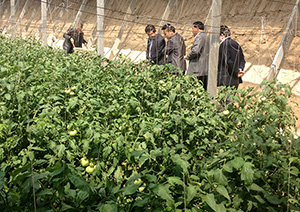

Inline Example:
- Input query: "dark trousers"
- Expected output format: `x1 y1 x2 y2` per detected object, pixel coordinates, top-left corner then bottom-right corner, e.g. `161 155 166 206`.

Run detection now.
197 75 208 91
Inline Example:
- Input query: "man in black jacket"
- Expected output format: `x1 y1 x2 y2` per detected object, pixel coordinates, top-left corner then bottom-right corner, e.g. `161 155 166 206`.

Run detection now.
145 25 165 65
217 25 245 89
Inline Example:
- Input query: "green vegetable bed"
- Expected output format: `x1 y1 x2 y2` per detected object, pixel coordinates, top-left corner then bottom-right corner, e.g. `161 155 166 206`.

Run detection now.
0 36 299 212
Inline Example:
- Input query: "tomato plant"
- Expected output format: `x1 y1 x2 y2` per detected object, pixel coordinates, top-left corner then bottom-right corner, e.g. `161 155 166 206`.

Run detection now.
0 35 299 211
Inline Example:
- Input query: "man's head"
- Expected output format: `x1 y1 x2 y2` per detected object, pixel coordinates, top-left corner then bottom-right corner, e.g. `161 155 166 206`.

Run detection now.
145 25 157 39
192 21 204 37
161 23 175 39
220 25 231 42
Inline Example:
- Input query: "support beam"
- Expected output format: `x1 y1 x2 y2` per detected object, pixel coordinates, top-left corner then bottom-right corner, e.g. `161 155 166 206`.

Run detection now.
50 1 66 35
41 0 47 46
24 1 40 33
35 0 53 38
87 0 109 48
0 1 9 29
2 0 20 36
10 0 16 38
0 0 8 18
108 0 136 60
207 0 222 97
15 0 31 35
157 0 175 34
72 0 88 28
266 0 300 81
97 0 104 56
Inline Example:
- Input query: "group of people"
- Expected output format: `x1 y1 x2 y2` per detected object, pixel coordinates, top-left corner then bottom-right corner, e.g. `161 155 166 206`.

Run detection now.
145 22 245 90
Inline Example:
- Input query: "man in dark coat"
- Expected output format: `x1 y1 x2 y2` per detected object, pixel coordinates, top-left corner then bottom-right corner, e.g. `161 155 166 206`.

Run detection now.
145 25 165 65
162 23 186 74
185 21 209 90
217 25 245 89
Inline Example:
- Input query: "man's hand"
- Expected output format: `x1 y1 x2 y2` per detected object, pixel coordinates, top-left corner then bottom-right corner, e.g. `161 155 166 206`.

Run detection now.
184 55 187 60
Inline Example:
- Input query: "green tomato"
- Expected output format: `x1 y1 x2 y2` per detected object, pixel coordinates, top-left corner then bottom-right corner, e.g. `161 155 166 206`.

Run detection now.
85 166 95 174
89 161 95 167
80 158 89 167
223 110 230 115
138 186 145 192
134 179 143 185
71 86 76 90
69 130 77 136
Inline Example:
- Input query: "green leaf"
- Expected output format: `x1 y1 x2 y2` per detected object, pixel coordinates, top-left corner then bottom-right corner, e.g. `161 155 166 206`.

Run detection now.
249 183 264 192
123 184 139 195
241 162 254 185
254 195 265 204
146 174 157 182
214 169 228 185
69 174 90 193
223 161 233 173
202 193 216 211
61 202 75 211
216 203 226 212
232 157 244 169
153 184 174 206
169 92 177 103
216 185 231 201
4 93 11 100
168 177 184 186
144 132 154 143
77 190 89 203
114 166 122 184
186 185 197 205
133 197 149 208
171 154 189 174
265 193 282 205
97 203 118 212
139 155 148 167
57 144 66 158
170 134 179 143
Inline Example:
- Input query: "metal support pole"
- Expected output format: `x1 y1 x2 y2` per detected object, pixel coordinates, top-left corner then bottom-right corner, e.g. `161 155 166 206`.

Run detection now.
97 0 104 56
266 0 300 81
11 0 16 38
72 0 88 28
41 0 47 46
207 0 222 97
